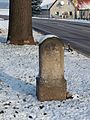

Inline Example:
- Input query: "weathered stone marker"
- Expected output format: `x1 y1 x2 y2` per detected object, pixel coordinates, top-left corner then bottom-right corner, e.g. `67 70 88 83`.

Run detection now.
36 35 67 101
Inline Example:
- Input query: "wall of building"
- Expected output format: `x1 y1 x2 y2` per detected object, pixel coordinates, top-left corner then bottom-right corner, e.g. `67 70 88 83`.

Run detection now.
79 9 90 20
50 0 75 19
41 9 50 18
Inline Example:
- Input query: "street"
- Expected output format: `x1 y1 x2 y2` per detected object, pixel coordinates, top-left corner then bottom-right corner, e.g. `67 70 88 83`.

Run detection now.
32 18 90 56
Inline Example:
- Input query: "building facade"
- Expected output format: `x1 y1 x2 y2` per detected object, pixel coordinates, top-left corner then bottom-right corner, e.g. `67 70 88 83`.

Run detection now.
50 0 75 19
78 1 90 20
41 0 76 19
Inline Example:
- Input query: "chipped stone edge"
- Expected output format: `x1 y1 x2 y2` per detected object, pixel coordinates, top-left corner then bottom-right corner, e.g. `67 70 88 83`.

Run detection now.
38 35 60 44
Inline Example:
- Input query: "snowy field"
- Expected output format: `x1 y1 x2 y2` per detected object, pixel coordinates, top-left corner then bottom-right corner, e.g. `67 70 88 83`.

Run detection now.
0 9 9 16
0 20 90 120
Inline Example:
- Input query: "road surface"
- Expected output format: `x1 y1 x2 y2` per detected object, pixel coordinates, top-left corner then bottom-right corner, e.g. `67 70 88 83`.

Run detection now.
32 18 90 57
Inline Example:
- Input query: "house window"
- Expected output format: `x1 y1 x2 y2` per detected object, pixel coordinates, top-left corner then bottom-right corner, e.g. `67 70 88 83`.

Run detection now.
55 12 59 15
70 11 72 16
56 1 64 7
56 12 59 15
57 12 59 15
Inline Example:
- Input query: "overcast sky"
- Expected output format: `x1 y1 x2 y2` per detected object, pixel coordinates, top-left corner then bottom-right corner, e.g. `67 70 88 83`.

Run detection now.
0 0 53 4
0 0 54 6
0 0 52 6
0 0 9 2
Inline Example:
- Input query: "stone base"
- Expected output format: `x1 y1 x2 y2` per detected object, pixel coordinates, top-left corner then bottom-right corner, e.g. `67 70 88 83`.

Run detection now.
36 78 67 102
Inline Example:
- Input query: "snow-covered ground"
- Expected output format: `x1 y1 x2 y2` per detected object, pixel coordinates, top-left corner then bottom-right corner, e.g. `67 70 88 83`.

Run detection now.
0 9 9 16
0 19 90 120
0 20 8 43
33 17 90 24
0 20 8 32
59 18 90 24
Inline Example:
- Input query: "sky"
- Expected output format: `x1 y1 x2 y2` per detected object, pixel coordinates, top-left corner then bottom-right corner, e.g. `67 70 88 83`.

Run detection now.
0 0 9 2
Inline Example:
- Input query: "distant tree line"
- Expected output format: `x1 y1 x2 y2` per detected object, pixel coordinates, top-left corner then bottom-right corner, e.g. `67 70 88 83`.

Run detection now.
32 0 42 16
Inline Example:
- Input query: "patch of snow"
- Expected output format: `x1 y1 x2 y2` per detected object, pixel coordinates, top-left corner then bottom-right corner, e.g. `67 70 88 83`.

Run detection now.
41 0 55 7
38 34 58 44
0 9 9 15
33 17 90 24
0 18 4 21
0 20 8 33
0 20 8 43
59 19 90 24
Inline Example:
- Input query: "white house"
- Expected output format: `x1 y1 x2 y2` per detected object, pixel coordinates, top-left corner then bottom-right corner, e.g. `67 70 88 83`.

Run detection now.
41 0 76 19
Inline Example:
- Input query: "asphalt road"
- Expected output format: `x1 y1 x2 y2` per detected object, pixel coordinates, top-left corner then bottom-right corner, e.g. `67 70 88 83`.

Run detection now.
32 18 90 57
0 15 9 20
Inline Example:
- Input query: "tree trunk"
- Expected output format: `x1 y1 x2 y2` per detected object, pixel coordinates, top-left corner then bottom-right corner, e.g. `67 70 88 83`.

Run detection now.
7 0 35 45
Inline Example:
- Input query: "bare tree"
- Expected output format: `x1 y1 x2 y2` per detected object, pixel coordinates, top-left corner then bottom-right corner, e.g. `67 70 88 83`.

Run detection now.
7 0 35 45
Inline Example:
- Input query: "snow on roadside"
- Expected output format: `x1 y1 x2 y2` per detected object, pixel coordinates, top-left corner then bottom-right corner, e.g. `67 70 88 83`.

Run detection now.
0 20 8 43
33 17 90 24
59 19 90 24
0 20 90 120
0 9 9 16
0 20 8 35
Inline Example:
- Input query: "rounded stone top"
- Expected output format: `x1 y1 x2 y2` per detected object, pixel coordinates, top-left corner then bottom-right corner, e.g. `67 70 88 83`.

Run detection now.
39 35 63 46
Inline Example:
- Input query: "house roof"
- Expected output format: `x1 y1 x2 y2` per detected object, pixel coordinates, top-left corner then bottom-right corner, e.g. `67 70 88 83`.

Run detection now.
41 0 57 10
41 0 75 10
41 0 56 6
78 2 90 9
41 0 90 10
41 3 53 10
